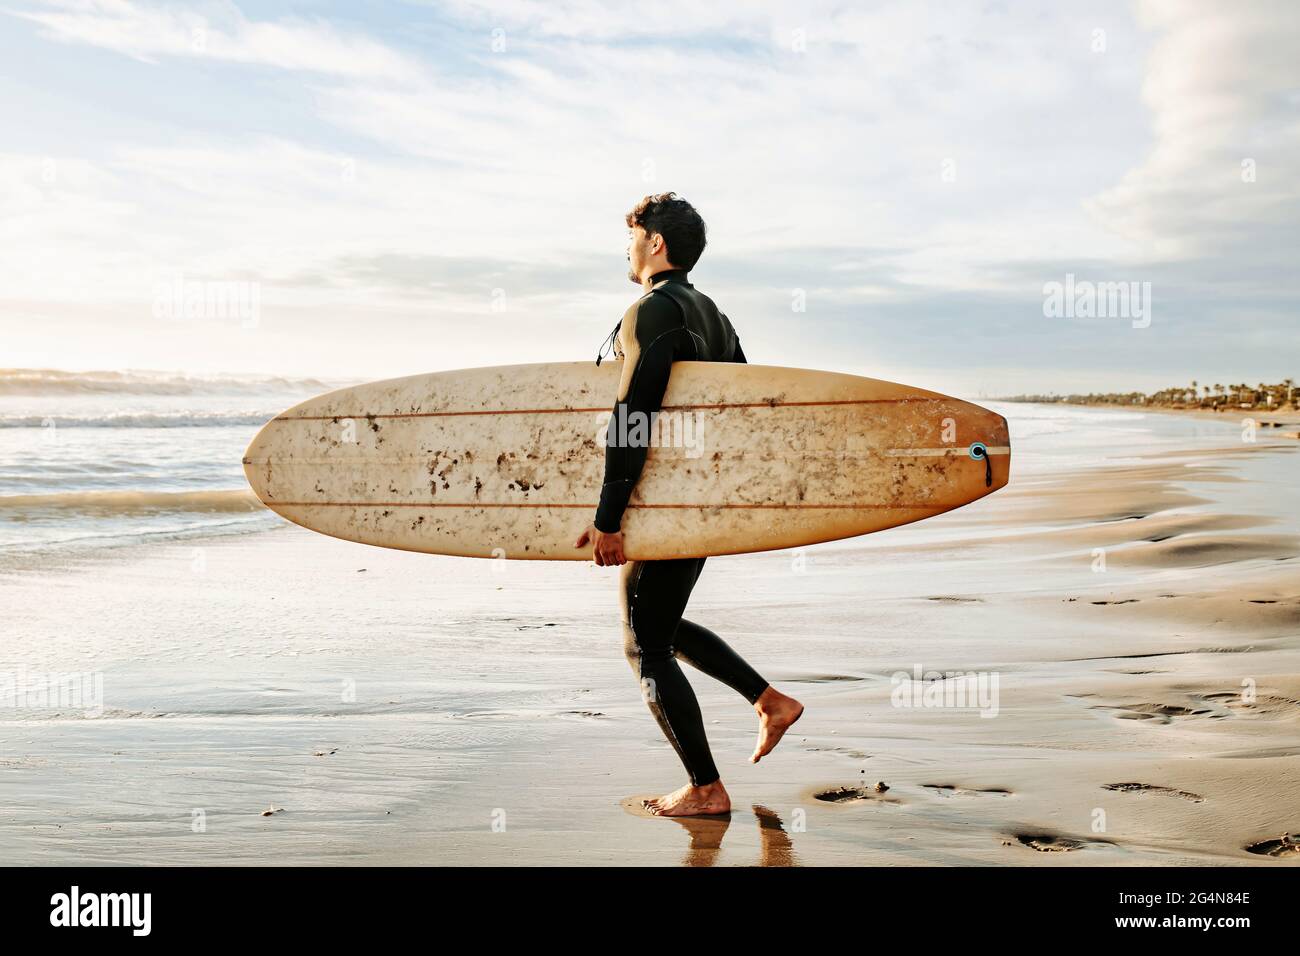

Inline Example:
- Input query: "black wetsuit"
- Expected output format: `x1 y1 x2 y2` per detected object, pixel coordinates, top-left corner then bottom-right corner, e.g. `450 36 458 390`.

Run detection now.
595 268 769 787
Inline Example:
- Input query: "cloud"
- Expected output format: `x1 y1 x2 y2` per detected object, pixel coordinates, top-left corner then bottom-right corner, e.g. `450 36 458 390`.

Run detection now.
1085 0 1300 260
426 0 768 42
9 0 425 82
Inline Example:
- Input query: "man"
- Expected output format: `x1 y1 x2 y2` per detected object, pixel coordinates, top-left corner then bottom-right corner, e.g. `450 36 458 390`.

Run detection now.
574 193 804 817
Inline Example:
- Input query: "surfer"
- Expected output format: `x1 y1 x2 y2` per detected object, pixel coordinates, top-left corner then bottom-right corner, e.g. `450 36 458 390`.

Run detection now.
575 193 804 816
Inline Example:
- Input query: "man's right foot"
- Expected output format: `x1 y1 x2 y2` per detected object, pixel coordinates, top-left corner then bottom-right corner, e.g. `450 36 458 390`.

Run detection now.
643 780 731 816
750 686 804 763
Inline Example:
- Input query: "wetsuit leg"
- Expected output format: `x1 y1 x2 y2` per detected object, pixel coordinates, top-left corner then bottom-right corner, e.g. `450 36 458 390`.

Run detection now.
671 559 770 703
620 556 721 786
619 556 771 786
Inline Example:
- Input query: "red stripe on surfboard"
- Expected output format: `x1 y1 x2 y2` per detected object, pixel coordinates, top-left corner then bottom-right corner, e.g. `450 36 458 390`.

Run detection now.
270 501 943 510
270 397 955 421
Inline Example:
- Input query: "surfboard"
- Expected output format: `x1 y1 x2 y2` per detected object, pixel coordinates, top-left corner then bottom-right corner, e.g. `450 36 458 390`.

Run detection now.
242 361 1009 560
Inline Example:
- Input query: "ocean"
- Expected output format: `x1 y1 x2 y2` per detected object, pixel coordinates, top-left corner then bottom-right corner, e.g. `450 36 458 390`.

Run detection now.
0 369 342 552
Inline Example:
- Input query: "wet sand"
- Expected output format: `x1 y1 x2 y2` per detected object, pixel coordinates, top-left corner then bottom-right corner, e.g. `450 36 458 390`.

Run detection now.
1 418 1298 866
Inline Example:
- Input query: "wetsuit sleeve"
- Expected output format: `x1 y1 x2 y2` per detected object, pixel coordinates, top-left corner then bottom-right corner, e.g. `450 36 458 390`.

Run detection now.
722 311 747 364
594 295 682 533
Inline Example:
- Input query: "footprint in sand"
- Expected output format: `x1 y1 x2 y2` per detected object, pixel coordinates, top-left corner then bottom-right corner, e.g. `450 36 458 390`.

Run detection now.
803 745 870 760
1244 833 1300 857
1091 692 1299 724
1081 686 1294 723
922 784 1013 798
1089 701 1216 723
1102 782 1205 802
556 710 607 720
814 785 905 806
1010 832 1114 853
1199 692 1300 719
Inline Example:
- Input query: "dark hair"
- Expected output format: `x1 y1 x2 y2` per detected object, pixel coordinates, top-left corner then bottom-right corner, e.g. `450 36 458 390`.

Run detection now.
625 192 707 272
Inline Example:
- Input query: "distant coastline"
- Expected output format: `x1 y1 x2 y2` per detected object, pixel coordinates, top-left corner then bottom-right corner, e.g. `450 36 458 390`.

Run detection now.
996 381 1300 433
997 379 1295 410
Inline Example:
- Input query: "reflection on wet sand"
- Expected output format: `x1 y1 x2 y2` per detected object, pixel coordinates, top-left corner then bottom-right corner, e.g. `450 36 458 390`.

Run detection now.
621 797 798 866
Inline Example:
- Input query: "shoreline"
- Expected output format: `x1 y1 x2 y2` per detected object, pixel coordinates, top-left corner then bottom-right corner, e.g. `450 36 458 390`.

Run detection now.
1000 400 1300 434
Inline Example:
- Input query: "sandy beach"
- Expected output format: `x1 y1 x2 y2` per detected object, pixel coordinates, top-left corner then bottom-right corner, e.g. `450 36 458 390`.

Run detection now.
2 402 1297 866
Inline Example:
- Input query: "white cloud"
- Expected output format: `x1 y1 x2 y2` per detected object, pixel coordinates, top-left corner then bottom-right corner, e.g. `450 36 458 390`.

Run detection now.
1085 0 1300 257
10 0 425 81
428 0 767 42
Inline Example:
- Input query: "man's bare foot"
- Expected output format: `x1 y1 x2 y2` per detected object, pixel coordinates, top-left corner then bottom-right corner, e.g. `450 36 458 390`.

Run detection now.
750 686 804 763
642 780 731 816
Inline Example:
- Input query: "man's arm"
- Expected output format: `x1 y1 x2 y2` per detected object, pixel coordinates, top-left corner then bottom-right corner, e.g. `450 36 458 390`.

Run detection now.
593 294 682 533
732 334 747 364
722 311 747 364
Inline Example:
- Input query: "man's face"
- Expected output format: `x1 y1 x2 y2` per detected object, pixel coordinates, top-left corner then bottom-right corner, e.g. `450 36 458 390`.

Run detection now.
626 225 654 284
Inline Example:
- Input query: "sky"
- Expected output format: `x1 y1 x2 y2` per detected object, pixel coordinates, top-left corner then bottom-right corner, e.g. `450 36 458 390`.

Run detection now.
1 0 1297 397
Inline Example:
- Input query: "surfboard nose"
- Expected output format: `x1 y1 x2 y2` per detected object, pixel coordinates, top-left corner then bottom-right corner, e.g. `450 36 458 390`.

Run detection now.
973 409 1011 493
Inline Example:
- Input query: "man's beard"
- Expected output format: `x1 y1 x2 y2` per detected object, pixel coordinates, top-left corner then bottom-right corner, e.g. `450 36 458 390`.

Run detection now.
627 267 639 284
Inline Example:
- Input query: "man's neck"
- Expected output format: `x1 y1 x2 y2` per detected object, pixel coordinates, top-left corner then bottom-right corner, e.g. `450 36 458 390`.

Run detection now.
642 266 688 290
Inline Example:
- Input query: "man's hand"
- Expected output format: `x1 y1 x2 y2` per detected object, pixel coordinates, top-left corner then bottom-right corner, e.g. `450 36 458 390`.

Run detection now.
574 524 626 566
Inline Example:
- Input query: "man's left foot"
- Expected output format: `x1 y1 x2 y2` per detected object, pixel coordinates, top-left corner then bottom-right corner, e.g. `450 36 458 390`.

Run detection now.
750 686 804 763
643 780 730 816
